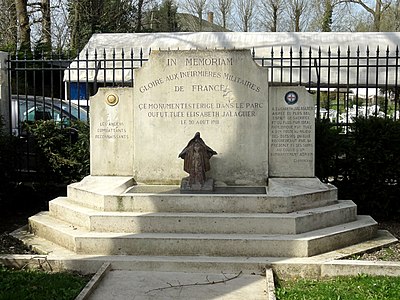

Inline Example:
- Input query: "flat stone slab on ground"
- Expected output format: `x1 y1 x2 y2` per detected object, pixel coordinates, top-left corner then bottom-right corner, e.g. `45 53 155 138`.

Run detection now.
87 270 267 300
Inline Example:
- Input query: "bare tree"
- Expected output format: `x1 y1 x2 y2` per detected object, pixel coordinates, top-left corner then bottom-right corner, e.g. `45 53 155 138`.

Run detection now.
22 0 52 50
217 0 233 28
364 0 400 31
261 0 284 31
235 0 255 31
180 0 208 31
391 0 400 30
338 0 392 31
51 0 70 51
286 0 309 31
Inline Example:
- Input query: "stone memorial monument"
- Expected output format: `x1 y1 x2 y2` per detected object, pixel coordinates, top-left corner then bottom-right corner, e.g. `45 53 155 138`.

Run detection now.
132 49 269 185
26 48 382 270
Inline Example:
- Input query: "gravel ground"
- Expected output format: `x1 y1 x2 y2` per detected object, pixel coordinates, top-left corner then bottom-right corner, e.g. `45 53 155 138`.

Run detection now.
354 221 400 261
0 207 41 255
0 183 62 255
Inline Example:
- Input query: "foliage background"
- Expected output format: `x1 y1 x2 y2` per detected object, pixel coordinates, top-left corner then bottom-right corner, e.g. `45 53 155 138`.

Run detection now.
25 120 90 184
315 117 400 219
1 117 400 220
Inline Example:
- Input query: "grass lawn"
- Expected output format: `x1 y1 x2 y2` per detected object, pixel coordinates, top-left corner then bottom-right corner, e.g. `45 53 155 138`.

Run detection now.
0 266 91 300
276 274 400 300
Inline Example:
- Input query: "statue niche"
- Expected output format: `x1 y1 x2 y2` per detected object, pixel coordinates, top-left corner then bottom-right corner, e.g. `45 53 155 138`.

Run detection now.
179 132 217 191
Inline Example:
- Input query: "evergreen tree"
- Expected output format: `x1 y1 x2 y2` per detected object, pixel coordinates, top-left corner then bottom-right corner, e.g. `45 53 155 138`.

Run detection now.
321 0 333 32
149 0 180 32
68 0 137 52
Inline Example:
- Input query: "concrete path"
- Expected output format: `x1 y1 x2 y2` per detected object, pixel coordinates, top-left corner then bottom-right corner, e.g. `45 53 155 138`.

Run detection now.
7 229 397 300
86 270 268 300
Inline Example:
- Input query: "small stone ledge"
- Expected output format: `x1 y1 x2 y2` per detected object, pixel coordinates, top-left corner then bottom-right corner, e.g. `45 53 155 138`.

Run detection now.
266 268 277 300
75 262 111 300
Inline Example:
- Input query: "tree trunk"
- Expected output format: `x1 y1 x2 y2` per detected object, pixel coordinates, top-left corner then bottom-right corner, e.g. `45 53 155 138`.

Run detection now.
295 9 300 32
136 0 144 32
197 8 203 31
321 0 332 32
41 0 51 50
70 0 79 51
373 0 381 31
218 0 232 29
15 0 30 51
271 4 278 31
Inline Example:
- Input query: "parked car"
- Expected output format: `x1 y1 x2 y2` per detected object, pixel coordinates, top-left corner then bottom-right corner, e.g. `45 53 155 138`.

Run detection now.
11 95 88 135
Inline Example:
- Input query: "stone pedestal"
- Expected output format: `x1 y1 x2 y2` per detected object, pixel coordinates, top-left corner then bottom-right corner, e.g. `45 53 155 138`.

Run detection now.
26 175 379 258
23 49 383 270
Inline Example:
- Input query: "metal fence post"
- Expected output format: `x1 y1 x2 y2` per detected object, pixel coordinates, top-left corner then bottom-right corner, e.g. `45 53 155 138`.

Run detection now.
0 51 10 132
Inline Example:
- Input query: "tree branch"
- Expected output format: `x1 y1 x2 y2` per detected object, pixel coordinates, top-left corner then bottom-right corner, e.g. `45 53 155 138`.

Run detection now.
145 271 243 294
337 0 375 15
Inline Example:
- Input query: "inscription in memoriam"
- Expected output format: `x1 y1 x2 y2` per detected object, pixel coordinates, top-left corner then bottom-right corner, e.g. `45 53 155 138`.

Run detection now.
132 49 269 184
136 55 264 126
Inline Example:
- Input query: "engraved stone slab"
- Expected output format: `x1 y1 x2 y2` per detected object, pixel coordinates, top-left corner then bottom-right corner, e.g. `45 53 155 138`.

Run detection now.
133 50 269 185
90 88 134 176
269 87 315 177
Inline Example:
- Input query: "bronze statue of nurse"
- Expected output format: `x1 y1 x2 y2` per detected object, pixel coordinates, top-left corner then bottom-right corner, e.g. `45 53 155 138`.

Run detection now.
179 132 217 191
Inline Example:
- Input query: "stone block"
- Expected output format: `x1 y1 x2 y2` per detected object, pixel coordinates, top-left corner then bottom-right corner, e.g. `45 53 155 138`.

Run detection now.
90 88 134 176
269 87 315 177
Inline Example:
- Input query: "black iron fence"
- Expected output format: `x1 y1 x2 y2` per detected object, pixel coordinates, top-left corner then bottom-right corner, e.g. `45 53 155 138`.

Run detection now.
9 45 400 129
6 46 400 172
254 46 400 127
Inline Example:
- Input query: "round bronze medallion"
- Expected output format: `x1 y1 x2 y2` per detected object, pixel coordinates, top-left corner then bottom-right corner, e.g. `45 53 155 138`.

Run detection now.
106 94 119 106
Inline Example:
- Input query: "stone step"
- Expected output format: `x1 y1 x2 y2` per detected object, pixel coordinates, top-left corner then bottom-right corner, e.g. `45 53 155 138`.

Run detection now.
29 212 377 257
68 190 338 213
9 227 398 276
49 197 357 234
66 177 338 213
